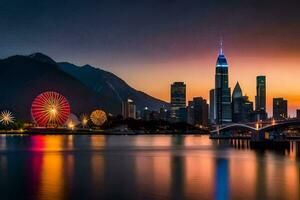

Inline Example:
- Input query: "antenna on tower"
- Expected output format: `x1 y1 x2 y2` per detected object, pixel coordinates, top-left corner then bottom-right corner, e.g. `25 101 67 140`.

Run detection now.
219 37 223 55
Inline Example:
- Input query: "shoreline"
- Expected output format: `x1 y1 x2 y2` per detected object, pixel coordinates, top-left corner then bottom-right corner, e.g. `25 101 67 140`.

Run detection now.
0 129 209 136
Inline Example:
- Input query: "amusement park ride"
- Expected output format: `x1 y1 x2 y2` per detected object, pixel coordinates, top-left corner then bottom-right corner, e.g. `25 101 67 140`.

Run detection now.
0 91 108 133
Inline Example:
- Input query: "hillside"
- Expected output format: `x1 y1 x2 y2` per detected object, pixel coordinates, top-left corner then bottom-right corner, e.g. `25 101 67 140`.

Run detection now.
0 53 168 120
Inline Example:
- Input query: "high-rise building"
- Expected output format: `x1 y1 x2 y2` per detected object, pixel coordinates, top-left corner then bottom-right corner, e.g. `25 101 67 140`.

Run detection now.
255 76 266 111
178 107 187 123
122 99 136 119
193 97 209 127
209 89 215 123
232 82 243 122
297 109 300 119
214 42 232 124
171 82 186 122
254 75 267 121
232 82 243 99
232 82 253 123
142 107 151 121
243 97 254 122
187 101 195 125
273 98 288 120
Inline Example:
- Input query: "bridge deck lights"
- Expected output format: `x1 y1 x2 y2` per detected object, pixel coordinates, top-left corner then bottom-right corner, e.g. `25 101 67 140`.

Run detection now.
255 123 259 130
271 119 276 125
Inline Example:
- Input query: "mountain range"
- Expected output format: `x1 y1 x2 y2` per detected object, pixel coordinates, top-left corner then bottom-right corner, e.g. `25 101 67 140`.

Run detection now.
0 53 168 120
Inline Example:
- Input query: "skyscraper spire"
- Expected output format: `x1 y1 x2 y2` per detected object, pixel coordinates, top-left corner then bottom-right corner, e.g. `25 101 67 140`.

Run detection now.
216 37 228 68
219 37 223 55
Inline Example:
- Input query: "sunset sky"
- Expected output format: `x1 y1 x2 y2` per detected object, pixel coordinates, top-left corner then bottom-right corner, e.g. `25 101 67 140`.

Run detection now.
1 0 300 116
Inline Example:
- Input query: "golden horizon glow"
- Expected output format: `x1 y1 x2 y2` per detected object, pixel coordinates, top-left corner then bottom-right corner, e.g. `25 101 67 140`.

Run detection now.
114 50 300 117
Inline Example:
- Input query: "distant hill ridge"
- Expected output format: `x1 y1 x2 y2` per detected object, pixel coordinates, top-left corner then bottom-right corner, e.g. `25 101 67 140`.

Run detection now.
0 53 168 120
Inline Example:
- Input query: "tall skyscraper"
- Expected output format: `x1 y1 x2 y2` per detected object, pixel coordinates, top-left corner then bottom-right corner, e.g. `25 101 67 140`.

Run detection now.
273 98 288 120
122 99 136 119
171 82 186 122
214 41 232 124
253 76 267 121
255 76 266 111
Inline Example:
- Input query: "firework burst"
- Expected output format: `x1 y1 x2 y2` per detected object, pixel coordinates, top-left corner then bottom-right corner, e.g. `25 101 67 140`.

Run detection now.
90 110 107 126
0 110 15 125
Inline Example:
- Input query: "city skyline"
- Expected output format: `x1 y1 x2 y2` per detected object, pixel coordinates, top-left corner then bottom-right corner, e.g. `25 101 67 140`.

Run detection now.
1 40 299 117
0 2 300 200
1 0 300 116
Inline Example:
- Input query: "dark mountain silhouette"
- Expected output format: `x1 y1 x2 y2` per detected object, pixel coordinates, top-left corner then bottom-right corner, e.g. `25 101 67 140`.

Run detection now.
0 53 168 120
58 62 168 112
28 53 57 65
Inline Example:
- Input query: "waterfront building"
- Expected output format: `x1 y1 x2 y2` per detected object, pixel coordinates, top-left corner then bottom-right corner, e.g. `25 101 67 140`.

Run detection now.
255 76 266 111
251 109 268 122
232 82 253 123
178 107 187 123
122 99 136 119
243 97 254 122
232 82 243 122
273 98 288 120
214 42 232 124
254 75 267 120
142 107 151 121
150 111 160 121
187 101 195 125
170 82 186 122
193 97 209 127
159 107 170 121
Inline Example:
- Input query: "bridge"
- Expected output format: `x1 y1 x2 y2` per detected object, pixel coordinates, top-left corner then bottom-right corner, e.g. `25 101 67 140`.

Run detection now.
210 119 300 135
210 119 300 149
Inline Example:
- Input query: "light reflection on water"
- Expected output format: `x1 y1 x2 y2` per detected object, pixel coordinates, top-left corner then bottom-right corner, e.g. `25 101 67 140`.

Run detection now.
0 135 299 200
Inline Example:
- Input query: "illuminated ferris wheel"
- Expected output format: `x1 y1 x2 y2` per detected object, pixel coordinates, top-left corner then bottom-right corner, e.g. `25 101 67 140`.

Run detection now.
31 91 71 127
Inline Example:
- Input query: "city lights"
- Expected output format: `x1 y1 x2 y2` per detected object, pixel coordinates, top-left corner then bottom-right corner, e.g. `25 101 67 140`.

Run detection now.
80 114 89 127
68 121 75 130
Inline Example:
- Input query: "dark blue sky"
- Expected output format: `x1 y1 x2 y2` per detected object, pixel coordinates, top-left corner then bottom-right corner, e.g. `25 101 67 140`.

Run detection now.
1 0 299 66
1 0 300 115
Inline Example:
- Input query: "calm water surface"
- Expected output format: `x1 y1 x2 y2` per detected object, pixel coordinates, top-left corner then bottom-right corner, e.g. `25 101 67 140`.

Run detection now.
0 135 299 200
